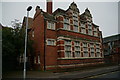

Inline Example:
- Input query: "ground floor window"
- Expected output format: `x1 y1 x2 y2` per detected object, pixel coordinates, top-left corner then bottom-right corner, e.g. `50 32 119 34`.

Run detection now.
74 51 81 57
91 52 95 57
96 52 101 57
83 52 89 57
65 51 72 57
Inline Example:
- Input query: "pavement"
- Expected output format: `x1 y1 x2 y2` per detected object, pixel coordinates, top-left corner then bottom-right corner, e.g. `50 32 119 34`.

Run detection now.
2 65 120 80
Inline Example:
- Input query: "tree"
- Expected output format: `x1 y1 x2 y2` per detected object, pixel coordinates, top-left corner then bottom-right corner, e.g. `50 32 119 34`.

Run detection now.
2 19 34 72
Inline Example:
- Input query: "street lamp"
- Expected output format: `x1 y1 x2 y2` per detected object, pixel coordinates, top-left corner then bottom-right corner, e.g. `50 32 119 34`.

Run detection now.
23 6 32 80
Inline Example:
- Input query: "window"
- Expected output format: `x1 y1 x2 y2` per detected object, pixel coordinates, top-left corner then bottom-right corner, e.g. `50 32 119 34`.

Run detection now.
75 51 80 57
64 23 70 30
83 47 88 51
47 39 56 46
83 42 87 47
96 48 100 52
38 56 40 64
73 12 78 17
94 32 98 37
32 31 34 37
64 18 69 23
73 20 78 26
65 51 72 57
74 41 80 46
65 40 71 45
94 27 97 31
91 52 95 57
75 46 80 51
65 46 71 51
81 28 86 34
90 43 94 47
91 48 94 52
64 40 72 58
47 21 55 30
81 24 85 28
88 30 92 35
96 44 100 48
96 52 101 57
73 25 79 32
34 57 36 64
84 52 89 57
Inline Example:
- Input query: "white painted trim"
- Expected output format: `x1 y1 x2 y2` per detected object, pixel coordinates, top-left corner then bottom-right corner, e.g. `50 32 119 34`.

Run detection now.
45 62 104 68
57 57 104 60
57 44 64 46
57 50 64 52
58 62 104 67
46 38 56 46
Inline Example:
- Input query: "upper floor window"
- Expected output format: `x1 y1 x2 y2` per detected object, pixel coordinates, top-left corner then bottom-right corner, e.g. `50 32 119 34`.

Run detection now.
73 16 78 21
83 42 87 47
81 28 86 34
47 21 55 30
47 39 56 46
73 12 78 17
94 27 97 31
94 32 98 37
73 20 78 26
73 25 79 32
74 41 80 46
64 18 69 23
64 23 70 30
65 40 71 45
88 29 92 35
81 24 85 28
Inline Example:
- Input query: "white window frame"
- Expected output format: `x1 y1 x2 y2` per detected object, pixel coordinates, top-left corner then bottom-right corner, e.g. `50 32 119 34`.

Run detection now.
38 56 40 64
47 39 56 46
47 21 55 30
74 51 81 57
32 31 34 37
64 40 72 58
63 23 70 30
91 52 95 57
83 52 89 57
73 25 79 32
65 51 72 58
81 28 86 34
64 18 69 24
34 57 36 64
96 52 101 57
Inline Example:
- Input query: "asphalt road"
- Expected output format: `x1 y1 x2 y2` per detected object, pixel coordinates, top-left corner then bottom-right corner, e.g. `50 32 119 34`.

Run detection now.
85 71 120 80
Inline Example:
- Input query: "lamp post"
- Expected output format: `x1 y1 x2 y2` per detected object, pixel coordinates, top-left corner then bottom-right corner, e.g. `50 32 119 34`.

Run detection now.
23 6 32 80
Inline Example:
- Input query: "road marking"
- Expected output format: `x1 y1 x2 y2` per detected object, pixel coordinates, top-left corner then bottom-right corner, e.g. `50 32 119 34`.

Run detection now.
88 70 120 78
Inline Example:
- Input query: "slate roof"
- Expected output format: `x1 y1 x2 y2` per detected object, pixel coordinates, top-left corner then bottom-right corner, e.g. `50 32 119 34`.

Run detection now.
53 8 67 16
103 34 120 43
43 12 56 21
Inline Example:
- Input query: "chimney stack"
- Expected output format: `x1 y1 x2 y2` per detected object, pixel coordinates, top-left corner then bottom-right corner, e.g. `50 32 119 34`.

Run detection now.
47 0 52 14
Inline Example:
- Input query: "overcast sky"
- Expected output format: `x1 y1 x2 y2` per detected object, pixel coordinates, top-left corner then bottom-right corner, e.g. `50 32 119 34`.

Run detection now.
0 0 119 38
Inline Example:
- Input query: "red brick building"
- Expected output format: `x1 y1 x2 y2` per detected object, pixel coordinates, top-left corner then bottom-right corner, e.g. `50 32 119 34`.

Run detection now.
103 34 120 64
28 1 104 70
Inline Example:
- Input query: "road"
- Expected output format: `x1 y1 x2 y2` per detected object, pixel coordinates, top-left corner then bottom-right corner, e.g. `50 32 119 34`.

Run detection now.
85 70 120 80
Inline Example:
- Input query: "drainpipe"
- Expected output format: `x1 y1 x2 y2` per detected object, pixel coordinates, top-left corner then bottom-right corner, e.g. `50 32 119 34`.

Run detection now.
44 19 46 71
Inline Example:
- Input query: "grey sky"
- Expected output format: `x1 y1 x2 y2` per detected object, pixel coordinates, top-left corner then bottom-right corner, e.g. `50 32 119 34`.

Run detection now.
0 1 119 38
